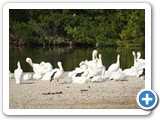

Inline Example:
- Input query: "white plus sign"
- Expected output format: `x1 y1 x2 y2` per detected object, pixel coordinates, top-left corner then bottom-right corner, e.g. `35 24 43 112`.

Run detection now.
142 93 153 105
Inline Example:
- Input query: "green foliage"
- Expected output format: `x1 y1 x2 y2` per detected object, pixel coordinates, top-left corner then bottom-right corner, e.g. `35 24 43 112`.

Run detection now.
118 10 145 47
9 9 145 47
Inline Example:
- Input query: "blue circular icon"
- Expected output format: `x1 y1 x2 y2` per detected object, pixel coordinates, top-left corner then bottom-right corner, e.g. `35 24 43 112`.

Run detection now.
137 89 158 110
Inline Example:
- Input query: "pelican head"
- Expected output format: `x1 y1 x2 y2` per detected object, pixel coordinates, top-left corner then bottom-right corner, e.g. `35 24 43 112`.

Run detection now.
17 61 21 68
137 52 141 59
57 61 62 66
26 57 33 67
92 50 98 60
117 54 120 59
57 61 64 72
26 57 31 63
40 61 45 66
99 54 102 59
132 51 136 56
79 61 85 67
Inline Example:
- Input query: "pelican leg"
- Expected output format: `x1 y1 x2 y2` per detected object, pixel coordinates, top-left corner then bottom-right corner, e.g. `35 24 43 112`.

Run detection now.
53 79 58 83
50 79 53 83
56 79 59 83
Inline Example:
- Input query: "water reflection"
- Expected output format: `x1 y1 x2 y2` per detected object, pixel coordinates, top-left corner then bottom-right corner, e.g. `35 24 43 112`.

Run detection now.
9 46 145 72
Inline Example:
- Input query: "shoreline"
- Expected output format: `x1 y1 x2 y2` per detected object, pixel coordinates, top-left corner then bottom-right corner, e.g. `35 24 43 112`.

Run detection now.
9 72 145 109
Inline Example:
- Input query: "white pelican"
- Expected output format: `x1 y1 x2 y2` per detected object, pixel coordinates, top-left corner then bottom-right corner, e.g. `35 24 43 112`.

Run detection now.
80 54 106 83
109 68 126 81
68 67 84 78
92 50 98 62
14 61 23 84
91 69 107 82
86 60 98 77
132 51 137 66
97 54 104 68
134 52 145 70
72 76 88 84
23 73 32 80
85 50 98 66
123 67 143 79
26 57 41 73
26 57 52 74
103 71 113 79
33 73 42 80
97 54 106 75
39 61 53 74
86 59 104 78
86 52 106 79
70 50 98 79
79 60 88 68
70 50 106 82
89 54 106 80
50 61 64 83
92 70 113 82
41 68 59 81
108 54 120 72
123 51 144 77
123 66 138 77
71 65 89 84
79 50 97 67
137 52 145 62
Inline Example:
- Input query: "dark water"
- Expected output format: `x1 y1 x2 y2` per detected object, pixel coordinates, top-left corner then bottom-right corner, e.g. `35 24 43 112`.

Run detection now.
9 46 145 72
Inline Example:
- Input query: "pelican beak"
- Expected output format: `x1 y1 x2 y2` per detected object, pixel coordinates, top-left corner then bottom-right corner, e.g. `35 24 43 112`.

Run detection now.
94 52 97 59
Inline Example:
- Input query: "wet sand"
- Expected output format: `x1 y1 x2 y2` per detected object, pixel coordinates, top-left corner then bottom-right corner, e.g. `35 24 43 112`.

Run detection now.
9 72 144 109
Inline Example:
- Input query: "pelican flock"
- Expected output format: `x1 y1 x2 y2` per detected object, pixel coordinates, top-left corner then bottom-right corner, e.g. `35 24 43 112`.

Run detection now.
10 50 145 84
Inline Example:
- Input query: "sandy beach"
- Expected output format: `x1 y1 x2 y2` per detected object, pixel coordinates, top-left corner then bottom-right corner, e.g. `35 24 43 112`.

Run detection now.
9 72 144 109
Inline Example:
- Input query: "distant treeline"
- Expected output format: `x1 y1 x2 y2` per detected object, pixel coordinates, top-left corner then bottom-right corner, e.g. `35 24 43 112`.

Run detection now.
9 9 145 47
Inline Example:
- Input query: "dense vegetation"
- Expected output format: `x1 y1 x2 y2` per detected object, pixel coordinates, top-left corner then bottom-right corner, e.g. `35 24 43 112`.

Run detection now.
9 9 145 47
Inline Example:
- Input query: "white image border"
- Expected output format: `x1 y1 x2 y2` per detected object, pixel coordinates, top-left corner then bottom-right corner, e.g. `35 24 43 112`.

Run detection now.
3 2 151 115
